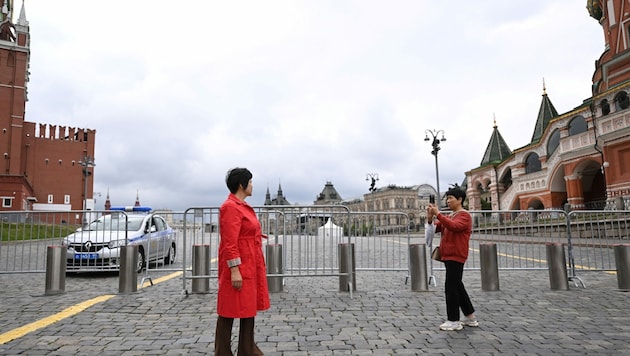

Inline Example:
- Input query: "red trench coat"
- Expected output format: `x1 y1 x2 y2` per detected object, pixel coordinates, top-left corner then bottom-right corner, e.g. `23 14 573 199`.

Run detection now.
217 194 270 318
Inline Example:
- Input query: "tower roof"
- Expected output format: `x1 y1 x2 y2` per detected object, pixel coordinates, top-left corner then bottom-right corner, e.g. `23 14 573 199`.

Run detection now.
480 118 512 166
530 84 559 143
315 181 342 204
264 183 290 205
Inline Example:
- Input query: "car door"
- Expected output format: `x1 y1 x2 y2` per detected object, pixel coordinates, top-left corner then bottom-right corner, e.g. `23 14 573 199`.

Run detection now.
146 215 161 261
154 216 169 258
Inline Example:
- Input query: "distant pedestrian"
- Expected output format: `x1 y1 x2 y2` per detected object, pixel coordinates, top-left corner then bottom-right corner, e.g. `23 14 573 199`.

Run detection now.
427 186 478 331
214 167 270 355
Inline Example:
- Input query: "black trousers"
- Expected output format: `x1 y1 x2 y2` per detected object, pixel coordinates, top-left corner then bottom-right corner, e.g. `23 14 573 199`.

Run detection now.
214 316 263 356
444 260 475 321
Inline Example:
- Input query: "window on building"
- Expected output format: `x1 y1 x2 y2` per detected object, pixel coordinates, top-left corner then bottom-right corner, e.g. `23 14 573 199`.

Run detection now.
47 195 53 204
568 116 587 136
547 129 560 157
601 99 610 115
525 153 542 174
64 195 71 204
500 169 513 190
2 198 12 208
614 91 630 111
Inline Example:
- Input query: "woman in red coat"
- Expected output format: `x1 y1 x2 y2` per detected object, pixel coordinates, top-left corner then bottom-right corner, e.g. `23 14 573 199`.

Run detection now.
214 168 270 356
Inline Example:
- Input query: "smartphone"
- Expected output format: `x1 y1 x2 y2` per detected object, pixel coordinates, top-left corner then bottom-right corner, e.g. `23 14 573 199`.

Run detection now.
429 195 435 204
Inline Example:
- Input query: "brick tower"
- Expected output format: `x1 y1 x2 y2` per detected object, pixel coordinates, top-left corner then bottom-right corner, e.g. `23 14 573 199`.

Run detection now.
0 1 96 221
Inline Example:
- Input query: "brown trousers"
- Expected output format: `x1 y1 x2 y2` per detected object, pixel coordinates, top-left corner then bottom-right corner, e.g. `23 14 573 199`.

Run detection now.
214 316 263 356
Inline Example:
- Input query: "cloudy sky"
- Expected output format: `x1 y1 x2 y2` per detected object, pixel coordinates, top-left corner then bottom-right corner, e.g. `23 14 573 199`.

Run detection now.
17 0 603 210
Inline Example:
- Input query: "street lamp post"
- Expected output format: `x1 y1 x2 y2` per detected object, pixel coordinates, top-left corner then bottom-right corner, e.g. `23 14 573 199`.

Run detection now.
78 155 95 227
424 129 446 209
365 173 379 192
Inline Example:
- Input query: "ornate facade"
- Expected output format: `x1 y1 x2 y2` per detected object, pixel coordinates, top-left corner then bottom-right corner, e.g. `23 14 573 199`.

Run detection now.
466 0 630 212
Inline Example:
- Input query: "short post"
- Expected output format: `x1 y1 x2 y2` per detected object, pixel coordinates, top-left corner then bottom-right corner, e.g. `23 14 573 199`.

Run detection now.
266 244 283 292
119 245 138 294
408 244 428 291
546 242 569 290
192 244 210 294
613 244 630 291
45 246 66 295
615 196 625 210
480 243 500 291
338 243 356 292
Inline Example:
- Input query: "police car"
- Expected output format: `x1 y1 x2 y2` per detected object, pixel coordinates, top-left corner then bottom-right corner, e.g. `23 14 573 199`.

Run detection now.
63 206 176 273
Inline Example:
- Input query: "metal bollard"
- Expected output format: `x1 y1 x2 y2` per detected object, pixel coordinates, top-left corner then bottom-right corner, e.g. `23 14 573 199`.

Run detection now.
45 246 66 295
408 244 429 291
266 244 283 292
613 244 630 291
119 245 138 294
546 242 569 290
480 243 500 291
192 244 210 294
338 243 356 292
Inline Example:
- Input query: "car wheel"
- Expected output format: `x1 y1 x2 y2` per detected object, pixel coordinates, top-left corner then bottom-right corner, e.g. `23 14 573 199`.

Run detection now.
164 244 176 264
136 248 146 273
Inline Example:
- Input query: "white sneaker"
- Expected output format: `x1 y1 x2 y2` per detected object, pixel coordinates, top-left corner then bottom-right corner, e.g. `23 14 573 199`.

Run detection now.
439 320 463 331
461 317 479 327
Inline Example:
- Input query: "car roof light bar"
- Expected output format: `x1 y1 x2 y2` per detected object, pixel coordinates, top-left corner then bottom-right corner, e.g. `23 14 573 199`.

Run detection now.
109 206 152 212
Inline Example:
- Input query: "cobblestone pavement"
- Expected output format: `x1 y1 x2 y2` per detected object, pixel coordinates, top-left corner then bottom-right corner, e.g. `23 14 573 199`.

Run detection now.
0 269 628 355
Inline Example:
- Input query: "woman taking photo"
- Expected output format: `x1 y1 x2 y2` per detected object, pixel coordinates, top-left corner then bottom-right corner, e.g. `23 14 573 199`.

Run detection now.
427 186 478 331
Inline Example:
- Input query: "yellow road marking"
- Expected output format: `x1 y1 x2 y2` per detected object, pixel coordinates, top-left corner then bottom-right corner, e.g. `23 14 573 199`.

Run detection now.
0 294 115 345
1 270 186 345
470 247 617 275
139 270 183 288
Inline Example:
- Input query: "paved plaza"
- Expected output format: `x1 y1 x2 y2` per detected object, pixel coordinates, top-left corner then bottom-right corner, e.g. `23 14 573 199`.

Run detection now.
0 268 628 355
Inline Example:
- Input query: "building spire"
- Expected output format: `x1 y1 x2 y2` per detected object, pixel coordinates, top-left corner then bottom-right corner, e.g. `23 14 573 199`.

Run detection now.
531 82 558 143
17 0 28 27
104 188 111 211
480 116 512 166
134 190 140 207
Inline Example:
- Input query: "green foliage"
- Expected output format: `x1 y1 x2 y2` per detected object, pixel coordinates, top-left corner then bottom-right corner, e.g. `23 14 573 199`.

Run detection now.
0 222 78 242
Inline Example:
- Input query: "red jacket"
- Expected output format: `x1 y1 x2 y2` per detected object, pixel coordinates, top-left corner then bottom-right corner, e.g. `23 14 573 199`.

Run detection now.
217 194 270 318
435 210 472 264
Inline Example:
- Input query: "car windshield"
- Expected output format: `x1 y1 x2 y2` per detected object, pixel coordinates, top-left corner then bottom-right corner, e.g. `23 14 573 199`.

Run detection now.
85 215 145 232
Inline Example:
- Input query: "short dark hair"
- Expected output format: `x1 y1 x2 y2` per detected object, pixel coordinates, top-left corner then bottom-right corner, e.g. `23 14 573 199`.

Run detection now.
445 186 466 201
225 167 252 194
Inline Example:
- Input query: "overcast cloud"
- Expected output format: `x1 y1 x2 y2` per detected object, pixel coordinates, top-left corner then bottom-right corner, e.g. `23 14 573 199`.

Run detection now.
18 1 603 210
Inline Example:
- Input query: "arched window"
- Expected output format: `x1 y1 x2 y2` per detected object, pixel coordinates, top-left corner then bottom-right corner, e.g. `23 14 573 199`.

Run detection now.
525 152 542 174
568 116 587 136
547 129 560 157
500 169 512 190
614 91 630 111
600 99 610 115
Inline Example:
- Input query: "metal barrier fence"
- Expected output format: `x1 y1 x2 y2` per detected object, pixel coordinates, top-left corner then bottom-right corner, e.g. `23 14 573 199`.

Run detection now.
0 209 181 276
2 208 628 291
1 210 85 273
180 205 355 294
443 210 630 286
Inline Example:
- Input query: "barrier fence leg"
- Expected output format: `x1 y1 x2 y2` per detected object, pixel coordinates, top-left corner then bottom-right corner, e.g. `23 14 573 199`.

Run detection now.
192 244 210 294
546 242 569 291
480 243 500 291
613 244 630 291
408 244 429 291
338 243 356 292
45 246 66 296
266 244 283 293
119 245 139 294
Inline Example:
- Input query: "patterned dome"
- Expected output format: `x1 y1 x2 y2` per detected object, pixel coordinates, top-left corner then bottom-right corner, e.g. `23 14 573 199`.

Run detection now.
415 184 438 198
